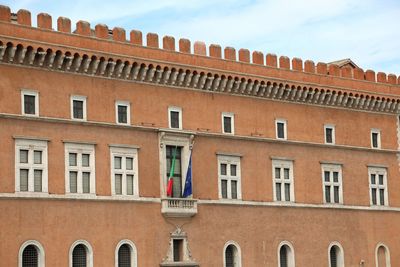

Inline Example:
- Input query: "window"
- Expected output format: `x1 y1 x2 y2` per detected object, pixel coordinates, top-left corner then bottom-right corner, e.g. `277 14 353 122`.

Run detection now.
223 241 241 267
71 95 87 120
69 240 93 267
328 243 344 267
115 240 137 267
369 167 388 206
218 155 241 200
21 90 39 116
18 240 45 267
222 112 234 134
322 164 343 204
168 106 182 129
15 139 48 193
166 145 183 198
272 160 294 202
276 119 287 140
371 129 381 148
278 242 295 267
375 243 391 267
115 101 130 125
65 143 95 194
111 146 139 196
160 133 192 198
324 124 335 144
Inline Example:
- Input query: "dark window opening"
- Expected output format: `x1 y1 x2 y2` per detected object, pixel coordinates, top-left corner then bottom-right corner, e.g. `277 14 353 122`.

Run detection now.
280 245 288 267
223 116 232 133
325 127 333 143
118 244 131 267
225 245 235 267
372 132 379 148
118 105 128 123
173 239 183 262
170 111 180 128
330 246 338 267
72 244 87 267
22 245 38 267
73 100 84 119
277 122 285 139
24 95 36 115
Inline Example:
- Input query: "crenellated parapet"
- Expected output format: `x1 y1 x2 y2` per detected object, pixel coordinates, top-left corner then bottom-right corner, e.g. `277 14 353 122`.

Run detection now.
0 5 399 107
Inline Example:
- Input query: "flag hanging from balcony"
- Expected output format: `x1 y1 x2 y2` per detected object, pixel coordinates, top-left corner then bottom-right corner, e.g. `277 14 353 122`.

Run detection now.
182 151 192 198
167 146 177 197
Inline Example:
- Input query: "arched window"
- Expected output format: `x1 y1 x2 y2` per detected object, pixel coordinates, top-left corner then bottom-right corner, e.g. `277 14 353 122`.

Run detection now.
375 243 391 267
223 241 241 267
328 242 344 267
115 240 137 267
69 240 93 267
18 240 45 267
278 242 295 267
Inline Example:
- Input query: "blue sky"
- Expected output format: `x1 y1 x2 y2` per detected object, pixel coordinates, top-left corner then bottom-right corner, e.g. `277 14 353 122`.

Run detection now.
2 0 400 75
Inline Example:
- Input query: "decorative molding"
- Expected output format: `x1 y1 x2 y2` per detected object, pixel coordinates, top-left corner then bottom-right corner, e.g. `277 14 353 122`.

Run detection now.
1 40 400 114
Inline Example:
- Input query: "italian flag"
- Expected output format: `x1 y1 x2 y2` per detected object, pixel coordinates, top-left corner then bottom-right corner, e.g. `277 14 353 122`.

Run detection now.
167 146 177 197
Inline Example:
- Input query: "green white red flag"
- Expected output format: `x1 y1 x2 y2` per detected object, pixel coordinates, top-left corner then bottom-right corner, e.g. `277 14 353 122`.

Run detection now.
167 146 177 197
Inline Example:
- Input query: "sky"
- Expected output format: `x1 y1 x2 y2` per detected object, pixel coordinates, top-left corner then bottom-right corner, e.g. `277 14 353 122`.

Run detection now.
2 0 400 75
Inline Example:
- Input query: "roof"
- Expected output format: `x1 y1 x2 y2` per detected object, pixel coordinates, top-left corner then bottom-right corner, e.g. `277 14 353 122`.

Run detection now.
328 58 359 69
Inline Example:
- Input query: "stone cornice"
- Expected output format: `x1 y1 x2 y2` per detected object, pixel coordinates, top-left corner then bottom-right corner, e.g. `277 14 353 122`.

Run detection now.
1 38 400 114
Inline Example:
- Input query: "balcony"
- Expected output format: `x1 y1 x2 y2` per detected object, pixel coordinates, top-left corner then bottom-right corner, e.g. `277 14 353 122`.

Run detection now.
161 198 198 217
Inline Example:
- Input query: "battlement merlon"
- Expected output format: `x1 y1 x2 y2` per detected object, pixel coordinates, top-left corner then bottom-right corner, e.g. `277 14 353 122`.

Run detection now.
0 5 399 96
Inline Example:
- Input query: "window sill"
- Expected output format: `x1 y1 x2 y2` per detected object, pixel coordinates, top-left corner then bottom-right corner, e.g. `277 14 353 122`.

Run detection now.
160 261 199 267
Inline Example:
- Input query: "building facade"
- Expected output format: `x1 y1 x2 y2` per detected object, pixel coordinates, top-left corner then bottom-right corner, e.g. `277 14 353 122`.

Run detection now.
0 5 400 267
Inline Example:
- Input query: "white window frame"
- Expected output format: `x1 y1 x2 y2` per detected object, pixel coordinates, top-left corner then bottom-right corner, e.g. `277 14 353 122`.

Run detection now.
368 167 388 206
321 164 343 204
21 89 39 116
371 129 381 149
110 146 139 197
324 124 335 144
328 242 345 267
15 139 48 194
272 159 295 202
115 100 131 125
64 143 96 195
115 239 138 267
375 243 391 267
275 119 287 140
217 155 242 200
18 240 45 267
221 112 235 134
70 95 87 121
69 240 93 267
223 241 242 267
159 133 192 198
168 106 182 130
277 241 295 267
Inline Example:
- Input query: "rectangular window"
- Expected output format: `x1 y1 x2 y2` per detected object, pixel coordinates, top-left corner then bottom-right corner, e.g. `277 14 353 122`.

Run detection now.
222 112 235 134
166 146 182 198
369 167 388 206
65 143 95 194
110 146 138 196
321 164 343 204
115 101 131 125
21 90 39 116
15 139 48 193
371 129 381 148
218 155 241 200
70 95 87 120
272 160 294 202
275 119 287 140
324 124 335 144
173 239 183 262
168 106 182 129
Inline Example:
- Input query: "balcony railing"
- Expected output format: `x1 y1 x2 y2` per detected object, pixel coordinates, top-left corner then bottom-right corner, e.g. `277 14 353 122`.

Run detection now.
161 198 198 217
